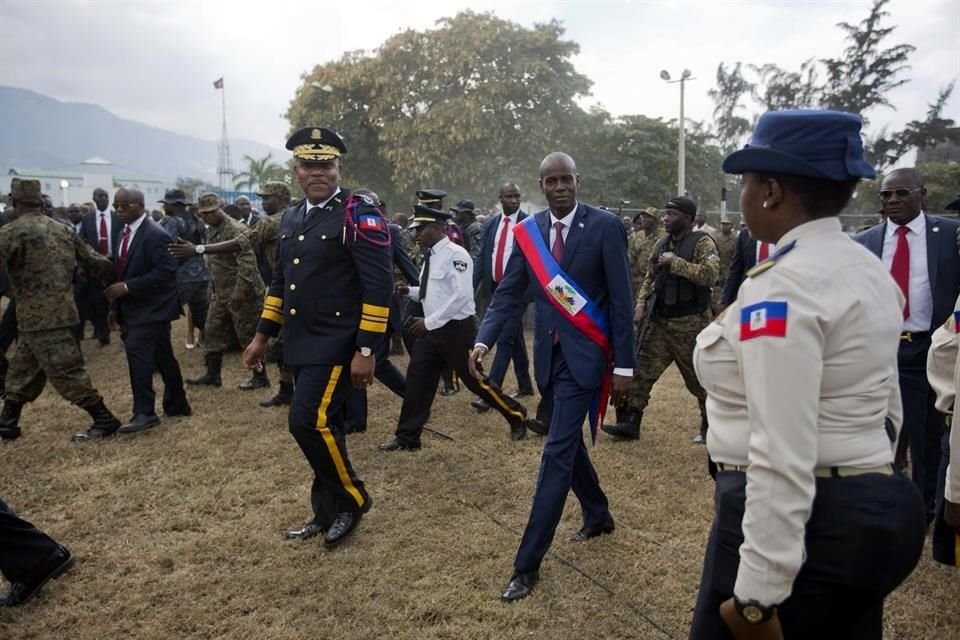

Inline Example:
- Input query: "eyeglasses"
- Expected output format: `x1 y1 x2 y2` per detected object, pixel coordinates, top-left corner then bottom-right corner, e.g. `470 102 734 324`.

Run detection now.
878 187 921 200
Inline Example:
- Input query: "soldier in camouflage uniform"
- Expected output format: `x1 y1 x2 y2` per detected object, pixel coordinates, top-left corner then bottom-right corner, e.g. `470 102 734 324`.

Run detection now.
170 183 295 406
628 207 665 301
602 196 719 444
185 193 267 389
452 199 483 265
0 179 122 443
712 216 738 311
159 189 210 350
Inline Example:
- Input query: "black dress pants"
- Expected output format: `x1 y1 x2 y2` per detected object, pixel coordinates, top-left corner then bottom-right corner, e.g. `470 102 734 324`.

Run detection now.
120 321 188 416
394 317 526 446
0 498 60 584
689 470 925 639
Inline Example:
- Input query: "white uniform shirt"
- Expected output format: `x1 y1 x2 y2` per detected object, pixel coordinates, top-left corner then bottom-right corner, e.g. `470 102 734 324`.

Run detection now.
881 213 933 332
693 217 904 606
927 294 959 501
408 236 475 331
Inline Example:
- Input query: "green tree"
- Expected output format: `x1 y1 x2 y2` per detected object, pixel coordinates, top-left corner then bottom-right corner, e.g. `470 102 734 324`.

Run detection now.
287 11 591 208
708 62 755 153
917 161 960 212
233 153 286 192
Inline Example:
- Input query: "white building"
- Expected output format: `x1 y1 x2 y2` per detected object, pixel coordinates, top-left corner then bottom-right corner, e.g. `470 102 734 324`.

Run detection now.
6 157 176 207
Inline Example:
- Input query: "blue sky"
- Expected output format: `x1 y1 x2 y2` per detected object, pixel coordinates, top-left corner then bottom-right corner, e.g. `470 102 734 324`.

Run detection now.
2 0 957 150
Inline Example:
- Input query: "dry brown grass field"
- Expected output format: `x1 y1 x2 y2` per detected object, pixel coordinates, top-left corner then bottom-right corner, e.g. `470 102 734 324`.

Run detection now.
1 324 958 640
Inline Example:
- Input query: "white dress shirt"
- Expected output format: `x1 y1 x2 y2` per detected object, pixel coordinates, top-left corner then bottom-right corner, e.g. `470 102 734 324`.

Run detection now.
490 211 521 282
693 217 904 605
927 294 959 501
407 236 476 331
96 207 114 255
120 212 149 255
881 213 932 332
305 188 341 214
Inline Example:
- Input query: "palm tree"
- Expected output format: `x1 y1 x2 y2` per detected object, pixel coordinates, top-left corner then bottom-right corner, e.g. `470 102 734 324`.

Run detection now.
233 153 287 192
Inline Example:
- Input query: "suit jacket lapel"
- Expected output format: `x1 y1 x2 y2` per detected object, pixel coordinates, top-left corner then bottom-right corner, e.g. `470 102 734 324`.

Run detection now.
535 209 551 248
303 192 345 234
925 215 940 293
870 222 886 258
560 203 586 270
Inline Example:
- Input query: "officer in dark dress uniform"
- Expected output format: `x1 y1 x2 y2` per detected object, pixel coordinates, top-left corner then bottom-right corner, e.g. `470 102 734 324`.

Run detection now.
242 127 392 548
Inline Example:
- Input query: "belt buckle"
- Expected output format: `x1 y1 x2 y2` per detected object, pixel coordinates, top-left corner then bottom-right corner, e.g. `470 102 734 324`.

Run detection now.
900 332 912 342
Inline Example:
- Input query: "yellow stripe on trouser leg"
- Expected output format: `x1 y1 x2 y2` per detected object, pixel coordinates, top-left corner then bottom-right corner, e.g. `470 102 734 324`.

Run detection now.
472 349 526 421
314 365 365 509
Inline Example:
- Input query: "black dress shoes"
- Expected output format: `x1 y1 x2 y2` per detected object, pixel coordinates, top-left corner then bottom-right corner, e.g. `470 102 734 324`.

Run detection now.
378 438 421 451
439 386 458 397
471 398 491 413
70 426 117 443
164 402 193 418
510 423 527 441
524 418 549 436
569 518 615 542
0 425 21 440
284 522 325 541
1 545 75 607
118 413 161 434
324 496 371 548
501 571 538 602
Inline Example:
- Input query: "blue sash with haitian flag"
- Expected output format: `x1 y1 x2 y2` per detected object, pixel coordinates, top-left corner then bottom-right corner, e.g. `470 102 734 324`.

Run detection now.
512 216 612 442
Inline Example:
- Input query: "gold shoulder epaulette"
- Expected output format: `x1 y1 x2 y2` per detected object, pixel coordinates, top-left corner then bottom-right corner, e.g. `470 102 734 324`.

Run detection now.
746 240 797 279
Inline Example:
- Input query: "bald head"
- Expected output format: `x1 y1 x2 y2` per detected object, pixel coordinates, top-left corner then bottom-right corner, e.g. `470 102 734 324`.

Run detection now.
539 152 577 178
539 152 580 214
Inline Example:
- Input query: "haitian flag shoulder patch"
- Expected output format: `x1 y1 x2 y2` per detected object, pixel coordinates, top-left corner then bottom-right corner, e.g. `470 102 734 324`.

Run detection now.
358 214 386 231
740 301 788 341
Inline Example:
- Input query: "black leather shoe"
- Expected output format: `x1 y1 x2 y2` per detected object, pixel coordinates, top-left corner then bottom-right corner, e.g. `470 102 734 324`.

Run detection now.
1 546 75 607
439 387 458 397
378 438 421 452
164 403 193 418
524 419 548 436
70 427 117 443
512 389 535 398
471 399 491 413
324 504 369 548
569 519 615 542
500 571 538 602
510 423 527 441
118 413 161 434
0 425 21 441
284 522 324 541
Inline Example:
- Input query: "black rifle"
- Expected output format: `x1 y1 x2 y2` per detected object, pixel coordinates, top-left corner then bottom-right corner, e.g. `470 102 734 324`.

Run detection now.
636 260 668 353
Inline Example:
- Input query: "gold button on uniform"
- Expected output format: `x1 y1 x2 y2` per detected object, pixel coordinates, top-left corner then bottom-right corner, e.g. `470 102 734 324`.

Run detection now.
293 258 300 264
298 235 305 241
290 308 297 316
290 284 296 291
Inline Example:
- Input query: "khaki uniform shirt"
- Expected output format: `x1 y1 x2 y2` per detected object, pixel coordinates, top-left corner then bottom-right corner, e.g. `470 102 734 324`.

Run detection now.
236 210 284 272
693 217 903 605
207 216 263 296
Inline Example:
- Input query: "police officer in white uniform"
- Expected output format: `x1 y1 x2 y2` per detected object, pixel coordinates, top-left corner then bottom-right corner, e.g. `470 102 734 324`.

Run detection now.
689 110 925 639
378 205 534 451
927 292 959 565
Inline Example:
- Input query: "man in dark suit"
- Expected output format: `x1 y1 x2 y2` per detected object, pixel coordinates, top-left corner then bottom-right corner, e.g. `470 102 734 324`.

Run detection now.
469 153 635 601
0 497 74 607
79 188 122 346
103 188 190 434
719 228 775 308
855 167 960 523
471 182 534 412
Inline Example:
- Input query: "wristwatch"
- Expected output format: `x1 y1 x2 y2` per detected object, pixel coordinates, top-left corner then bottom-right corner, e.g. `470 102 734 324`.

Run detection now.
194 244 206 255
734 598 777 624
357 347 372 357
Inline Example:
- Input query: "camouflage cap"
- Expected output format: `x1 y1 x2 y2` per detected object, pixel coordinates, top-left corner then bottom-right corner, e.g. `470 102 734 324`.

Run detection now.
640 206 660 218
720 215 734 224
196 192 221 213
256 181 291 199
10 178 42 204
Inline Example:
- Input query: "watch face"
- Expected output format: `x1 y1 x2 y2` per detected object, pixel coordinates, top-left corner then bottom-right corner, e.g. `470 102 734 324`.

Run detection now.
742 605 764 624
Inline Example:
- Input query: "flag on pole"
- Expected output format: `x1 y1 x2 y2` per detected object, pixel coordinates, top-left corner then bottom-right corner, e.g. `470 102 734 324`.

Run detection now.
213 77 224 89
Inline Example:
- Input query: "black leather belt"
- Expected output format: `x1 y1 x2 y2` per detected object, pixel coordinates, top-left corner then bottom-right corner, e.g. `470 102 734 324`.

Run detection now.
900 331 930 342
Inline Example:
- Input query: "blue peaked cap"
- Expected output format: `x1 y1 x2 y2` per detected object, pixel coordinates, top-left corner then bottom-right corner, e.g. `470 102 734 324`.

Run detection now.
722 110 876 181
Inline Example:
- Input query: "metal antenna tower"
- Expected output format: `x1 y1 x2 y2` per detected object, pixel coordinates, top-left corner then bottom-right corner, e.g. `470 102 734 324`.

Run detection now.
216 77 233 191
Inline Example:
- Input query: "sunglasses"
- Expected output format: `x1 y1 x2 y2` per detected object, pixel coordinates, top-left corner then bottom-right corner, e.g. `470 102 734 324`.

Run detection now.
878 187 921 200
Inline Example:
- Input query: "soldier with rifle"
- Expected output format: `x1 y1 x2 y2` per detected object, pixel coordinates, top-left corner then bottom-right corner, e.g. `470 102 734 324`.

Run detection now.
602 195 719 444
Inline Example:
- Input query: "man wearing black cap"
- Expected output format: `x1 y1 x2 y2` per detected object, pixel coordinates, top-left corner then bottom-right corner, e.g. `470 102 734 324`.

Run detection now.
452 199 483 264
603 195 719 444
379 205 534 451
242 126 392 548
159 189 210 350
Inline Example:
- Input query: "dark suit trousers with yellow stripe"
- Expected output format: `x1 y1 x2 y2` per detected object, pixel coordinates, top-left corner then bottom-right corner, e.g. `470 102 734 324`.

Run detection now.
289 364 370 528
394 317 527 447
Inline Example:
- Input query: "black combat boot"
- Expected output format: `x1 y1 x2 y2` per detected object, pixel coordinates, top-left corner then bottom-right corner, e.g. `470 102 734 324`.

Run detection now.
71 399 121 442
187 355 222 387
600 407 642 440
693 401 708 444
239 363 270 391
0 401 23 440
259 381 294 407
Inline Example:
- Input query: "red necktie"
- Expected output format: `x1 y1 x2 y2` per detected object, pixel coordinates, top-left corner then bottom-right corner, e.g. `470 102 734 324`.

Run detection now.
890 226 910 320
98 213 109 255
116 225 131 276
757 241 770 262
551 221 565 344
493 217 511 282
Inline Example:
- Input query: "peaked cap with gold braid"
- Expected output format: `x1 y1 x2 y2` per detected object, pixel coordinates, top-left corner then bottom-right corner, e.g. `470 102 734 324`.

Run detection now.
286 126 347 162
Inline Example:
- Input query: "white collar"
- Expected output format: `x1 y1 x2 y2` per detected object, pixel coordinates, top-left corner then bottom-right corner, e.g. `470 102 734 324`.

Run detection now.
429 236 450 254
125 212 148 236
549 201 578 227
886 212 926 238
306 187 342 211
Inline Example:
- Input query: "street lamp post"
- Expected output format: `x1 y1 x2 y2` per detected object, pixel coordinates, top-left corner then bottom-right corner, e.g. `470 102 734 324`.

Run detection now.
660 69 694 196
59 179 69 207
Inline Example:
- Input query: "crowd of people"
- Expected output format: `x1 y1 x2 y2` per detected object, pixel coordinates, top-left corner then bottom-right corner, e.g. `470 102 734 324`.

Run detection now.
1 109 958 640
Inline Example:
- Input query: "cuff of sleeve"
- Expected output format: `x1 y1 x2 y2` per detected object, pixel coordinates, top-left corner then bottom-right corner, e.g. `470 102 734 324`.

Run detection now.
474 343 489 351
423 316 439 332
613 367 633 376
946 464 958 503
408 286 419 299
733 562 791 607
255 319 281 338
